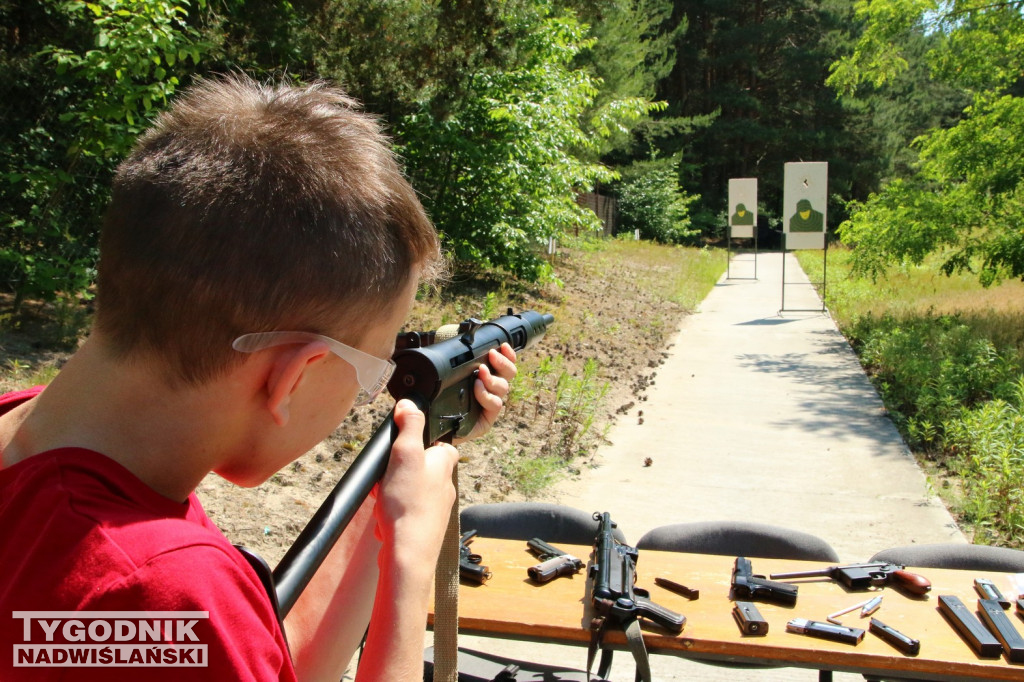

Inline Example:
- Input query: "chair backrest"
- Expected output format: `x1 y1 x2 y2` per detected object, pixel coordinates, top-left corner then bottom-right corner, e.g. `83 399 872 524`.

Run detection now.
636 521 840 562
869 543 1024 572
460 502 626 545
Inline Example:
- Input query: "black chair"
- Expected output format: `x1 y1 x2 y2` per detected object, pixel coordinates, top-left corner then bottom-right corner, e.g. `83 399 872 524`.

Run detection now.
425 503 612 682
460 501 625 545
869 542 1024 572
637 520 840 562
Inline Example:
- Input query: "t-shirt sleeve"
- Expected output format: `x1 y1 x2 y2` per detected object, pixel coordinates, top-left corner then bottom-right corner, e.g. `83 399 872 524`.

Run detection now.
92 543 297 681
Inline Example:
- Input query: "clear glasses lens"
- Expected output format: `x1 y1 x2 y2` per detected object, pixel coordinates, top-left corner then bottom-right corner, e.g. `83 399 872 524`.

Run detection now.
232 332 395 405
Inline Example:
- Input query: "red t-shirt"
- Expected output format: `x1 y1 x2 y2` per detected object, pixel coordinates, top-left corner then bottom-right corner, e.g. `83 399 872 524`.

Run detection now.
0 387 297 680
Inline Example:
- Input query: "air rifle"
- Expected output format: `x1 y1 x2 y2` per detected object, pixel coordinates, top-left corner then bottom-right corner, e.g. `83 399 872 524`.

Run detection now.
237 309 554 618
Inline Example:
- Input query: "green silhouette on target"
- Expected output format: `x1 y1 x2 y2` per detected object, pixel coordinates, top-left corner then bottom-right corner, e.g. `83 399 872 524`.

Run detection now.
731 203 754 226
789 199 823 233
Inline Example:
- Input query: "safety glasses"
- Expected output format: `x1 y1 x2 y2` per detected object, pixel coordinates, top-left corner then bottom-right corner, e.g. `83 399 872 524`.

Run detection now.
232 331 396 406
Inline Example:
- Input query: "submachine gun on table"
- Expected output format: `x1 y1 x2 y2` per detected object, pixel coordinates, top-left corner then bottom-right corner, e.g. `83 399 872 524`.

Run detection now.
587 511 685 682
236 309 554 618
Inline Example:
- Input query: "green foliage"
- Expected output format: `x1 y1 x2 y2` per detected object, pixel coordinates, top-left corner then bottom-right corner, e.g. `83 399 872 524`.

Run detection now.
840 94 1024 285
1 0 211 311
563 0 680 159
943 380 1024 545
830 0 1024 286
497 449 566 497
552 356 609 459
47 0 208 152
853 314 1019 448
826 0 932 95
398 6 654 280
655 0 878 237
614 157 699 244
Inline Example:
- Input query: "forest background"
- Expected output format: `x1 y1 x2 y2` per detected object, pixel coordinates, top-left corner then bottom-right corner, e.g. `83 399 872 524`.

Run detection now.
4 1 1024 547
8 0 1007 308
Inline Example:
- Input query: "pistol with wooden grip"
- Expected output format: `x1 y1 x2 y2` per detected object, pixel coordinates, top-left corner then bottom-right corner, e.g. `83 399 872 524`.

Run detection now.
770 562 931 595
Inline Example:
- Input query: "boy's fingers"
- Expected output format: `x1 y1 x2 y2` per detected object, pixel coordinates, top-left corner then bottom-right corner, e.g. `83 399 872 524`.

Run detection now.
475 376 505 413
501 342 517 362
391 399 426 452
393 399 458 462
393 398 424 425
476 365 510 404
489 345 518 380
426 441 459 468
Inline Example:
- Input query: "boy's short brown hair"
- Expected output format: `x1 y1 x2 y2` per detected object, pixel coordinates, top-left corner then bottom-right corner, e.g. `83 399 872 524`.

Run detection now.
96 75 441 386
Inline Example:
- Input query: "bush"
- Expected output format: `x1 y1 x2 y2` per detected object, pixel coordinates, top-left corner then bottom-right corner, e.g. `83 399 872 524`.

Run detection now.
1 0 210 313
615 158 698 245
398 8 653 281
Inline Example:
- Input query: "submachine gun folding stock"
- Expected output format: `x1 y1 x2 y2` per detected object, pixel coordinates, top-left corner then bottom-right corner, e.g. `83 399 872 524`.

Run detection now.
236 309 554 618
587 511 685 682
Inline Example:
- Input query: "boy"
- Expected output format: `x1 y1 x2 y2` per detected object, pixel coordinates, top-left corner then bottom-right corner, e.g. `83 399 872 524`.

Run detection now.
0 75 517 680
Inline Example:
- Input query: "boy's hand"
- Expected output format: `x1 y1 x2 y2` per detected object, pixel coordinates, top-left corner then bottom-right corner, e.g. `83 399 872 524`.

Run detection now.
457 342 518 443
374 399 459 558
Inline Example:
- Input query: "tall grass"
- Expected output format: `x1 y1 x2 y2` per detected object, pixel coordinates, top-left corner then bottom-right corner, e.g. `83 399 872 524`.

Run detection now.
798 247 1024 546
578 236 724 312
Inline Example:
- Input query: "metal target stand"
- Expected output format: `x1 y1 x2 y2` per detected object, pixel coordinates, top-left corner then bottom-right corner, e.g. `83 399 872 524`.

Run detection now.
726 225 758 280
779 234 828 314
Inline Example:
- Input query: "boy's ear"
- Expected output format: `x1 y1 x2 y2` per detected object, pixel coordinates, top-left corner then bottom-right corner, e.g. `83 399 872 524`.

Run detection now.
265 343 330 427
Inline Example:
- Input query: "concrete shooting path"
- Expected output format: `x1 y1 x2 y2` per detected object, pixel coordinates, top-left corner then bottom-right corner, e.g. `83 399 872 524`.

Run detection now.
458 249 965 681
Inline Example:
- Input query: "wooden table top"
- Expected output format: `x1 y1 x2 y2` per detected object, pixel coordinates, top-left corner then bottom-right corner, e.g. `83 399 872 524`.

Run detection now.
429 536 1024 680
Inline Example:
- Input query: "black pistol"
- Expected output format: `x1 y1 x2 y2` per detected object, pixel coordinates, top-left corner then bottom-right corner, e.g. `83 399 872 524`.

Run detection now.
732 556 799 605
460 530 491 584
